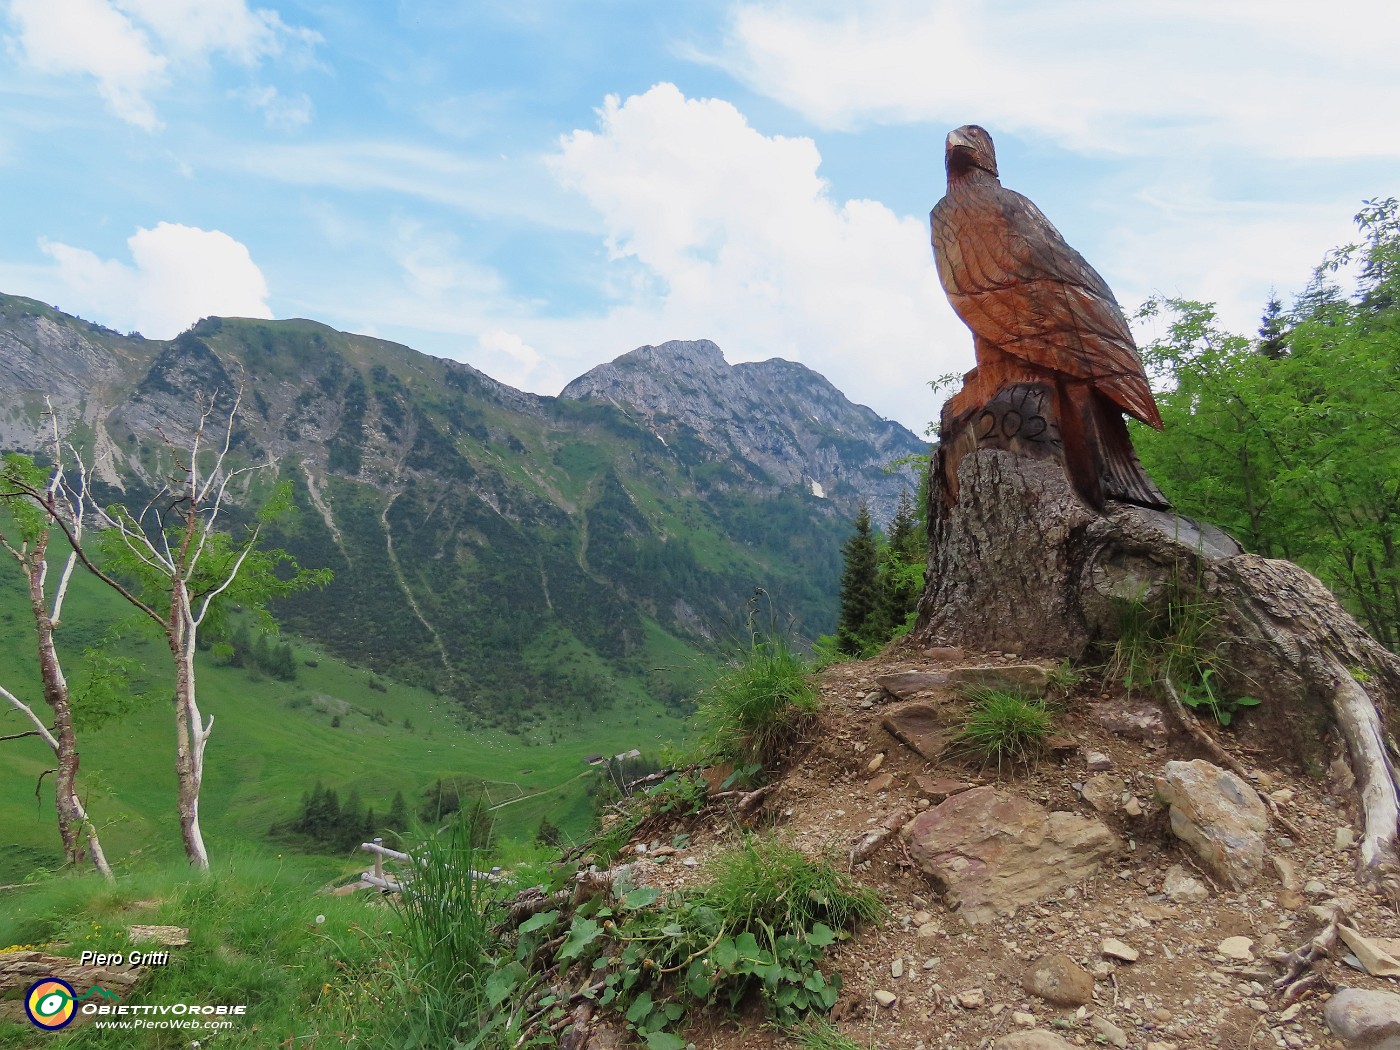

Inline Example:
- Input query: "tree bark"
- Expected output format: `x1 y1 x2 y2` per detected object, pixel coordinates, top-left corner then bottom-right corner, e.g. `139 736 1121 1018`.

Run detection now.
915 446 1400 896
17 531 113 880
170 592 210 870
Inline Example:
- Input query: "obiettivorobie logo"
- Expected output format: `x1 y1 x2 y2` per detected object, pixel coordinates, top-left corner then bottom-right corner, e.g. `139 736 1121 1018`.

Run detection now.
24 979 118 1031
24 977 248 1034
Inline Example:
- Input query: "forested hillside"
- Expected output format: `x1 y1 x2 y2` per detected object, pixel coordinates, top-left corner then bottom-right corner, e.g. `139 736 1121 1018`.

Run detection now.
0 304 925 732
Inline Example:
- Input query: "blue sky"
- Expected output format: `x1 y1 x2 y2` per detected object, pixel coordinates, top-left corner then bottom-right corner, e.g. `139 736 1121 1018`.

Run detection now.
2 0 1396 433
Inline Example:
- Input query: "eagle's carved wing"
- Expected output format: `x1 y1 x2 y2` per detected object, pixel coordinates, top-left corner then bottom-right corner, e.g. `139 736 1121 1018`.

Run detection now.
933 187 1162 428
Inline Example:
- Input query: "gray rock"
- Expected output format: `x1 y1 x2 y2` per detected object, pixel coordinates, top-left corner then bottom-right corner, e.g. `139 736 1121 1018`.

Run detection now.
1085 750 1114 771
876 671 948 699
1081 774 1128 815
1325 988 1400 1049
1101 938 1139 962
1091 1015 1129 1047
946 664 1049 696
1090 699 1169 743
1163 863 1210 903
901 786 1119 923
1156 759 1269 887
1021 954 1094 1006
881 704 949 762
991 1033 1077 1050
957 987 986 1009
913 775 973 802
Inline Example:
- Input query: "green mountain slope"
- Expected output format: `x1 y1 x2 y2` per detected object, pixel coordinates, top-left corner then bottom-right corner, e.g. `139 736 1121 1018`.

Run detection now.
0 559 700 882
0 296 926 732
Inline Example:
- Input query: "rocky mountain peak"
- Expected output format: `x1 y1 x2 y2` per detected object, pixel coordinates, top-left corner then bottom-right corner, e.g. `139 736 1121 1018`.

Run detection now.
561 339 926 525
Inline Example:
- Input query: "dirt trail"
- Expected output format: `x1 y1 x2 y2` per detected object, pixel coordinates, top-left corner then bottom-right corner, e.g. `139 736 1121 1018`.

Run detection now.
608 643 1391 1050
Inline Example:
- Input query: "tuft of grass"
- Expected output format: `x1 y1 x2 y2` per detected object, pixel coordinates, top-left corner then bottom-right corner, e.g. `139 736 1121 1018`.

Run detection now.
1045 658 1083 697
383 808 521 1048
784 1016 878 1050
695 635 820 771
700 835 884 934
954 688 1054 769
1108 590 1260 726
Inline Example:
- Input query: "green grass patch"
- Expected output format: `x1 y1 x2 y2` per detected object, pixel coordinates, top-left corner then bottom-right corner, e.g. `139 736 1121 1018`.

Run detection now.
694 635 819 773
954 688 1054 770
785 1016 877 1050
1108 591 1260 726
699 835 884 935
0 555 693 883
0 853 395 1049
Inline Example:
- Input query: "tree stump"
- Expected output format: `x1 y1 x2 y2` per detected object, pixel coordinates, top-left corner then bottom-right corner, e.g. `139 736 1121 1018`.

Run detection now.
914 442 1400 896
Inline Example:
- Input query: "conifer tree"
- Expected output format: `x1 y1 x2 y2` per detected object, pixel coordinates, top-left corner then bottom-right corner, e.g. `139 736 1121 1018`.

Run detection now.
1257 292 1288 359
536 816 562 847
270 642 297 681
386 790 409 831
874 490 924 637
836 502 880 655
252 634 271 674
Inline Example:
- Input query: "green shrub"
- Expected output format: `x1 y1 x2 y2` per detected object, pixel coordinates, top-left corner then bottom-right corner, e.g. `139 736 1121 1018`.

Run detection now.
695 635 820 770
955 688 1054 769
506 835 884 1047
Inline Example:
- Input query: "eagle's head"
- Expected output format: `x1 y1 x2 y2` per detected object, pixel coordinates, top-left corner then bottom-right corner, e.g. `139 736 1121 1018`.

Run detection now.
945 124 998 179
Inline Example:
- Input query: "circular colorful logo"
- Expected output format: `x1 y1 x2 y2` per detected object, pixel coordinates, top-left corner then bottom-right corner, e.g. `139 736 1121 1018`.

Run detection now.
25 978 78 1030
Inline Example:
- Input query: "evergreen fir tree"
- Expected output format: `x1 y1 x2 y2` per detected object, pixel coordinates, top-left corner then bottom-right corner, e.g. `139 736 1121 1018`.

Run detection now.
339 789 366 851
270 643 297 681
836 503 880 655
386 790 409 831
228 623 251 667
1257 292 1289 359
251 633 271 674
535 816 562 847
874 490 925 638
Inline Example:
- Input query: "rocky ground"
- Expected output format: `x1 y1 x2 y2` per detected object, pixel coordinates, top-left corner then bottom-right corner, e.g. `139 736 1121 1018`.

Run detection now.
609 643 1400 1050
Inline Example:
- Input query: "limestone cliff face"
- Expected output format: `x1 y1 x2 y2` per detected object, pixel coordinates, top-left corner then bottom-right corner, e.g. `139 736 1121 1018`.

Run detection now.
561 339 926 526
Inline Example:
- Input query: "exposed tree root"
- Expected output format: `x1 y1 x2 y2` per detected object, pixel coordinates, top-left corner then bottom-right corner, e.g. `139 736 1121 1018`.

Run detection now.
915 450 1400 898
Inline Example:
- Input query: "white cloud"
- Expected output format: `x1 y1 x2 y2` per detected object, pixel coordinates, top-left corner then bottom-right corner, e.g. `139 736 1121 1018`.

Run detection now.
477 329 542 390
8 0 167 129
117 0 316 63
391 219 504 301
716 0 1400 158
232 84 313 130
548 83 959 431
40 222 272 337
237 141 593 232
5 0 319 128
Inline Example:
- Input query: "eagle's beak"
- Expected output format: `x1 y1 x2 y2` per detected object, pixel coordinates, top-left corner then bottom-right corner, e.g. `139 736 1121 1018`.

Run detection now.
946 128 974 152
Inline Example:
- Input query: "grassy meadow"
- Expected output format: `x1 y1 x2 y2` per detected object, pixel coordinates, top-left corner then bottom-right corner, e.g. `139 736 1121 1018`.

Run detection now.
0 540 703 885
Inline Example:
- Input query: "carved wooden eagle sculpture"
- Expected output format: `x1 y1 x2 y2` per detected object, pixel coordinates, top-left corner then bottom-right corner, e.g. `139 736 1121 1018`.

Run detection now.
932 124 1168 508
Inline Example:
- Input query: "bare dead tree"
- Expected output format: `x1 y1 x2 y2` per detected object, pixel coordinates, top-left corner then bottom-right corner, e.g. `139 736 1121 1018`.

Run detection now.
15 390 317 870
0 408 113 879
